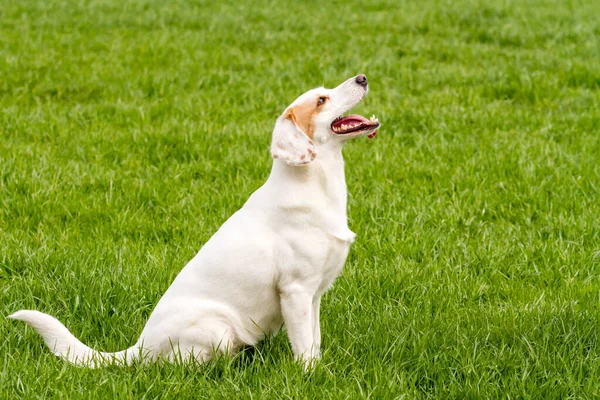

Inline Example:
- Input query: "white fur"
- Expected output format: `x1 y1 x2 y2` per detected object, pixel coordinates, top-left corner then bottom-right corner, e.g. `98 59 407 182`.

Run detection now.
9 75 379 368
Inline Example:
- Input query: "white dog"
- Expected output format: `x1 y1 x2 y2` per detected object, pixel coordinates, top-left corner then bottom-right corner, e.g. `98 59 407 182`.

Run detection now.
9 74 380 368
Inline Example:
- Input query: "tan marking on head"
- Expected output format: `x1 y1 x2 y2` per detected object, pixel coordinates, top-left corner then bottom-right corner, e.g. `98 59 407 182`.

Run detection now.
284 96 326 139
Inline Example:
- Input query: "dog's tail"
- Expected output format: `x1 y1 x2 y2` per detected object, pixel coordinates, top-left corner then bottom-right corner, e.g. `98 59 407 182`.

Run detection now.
8 310 140 367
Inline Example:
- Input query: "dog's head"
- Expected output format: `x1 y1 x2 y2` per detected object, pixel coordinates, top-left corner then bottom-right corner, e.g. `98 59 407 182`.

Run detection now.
271 74 380 166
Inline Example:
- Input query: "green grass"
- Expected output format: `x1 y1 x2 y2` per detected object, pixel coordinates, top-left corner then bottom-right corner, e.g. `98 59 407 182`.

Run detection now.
1 0 599 398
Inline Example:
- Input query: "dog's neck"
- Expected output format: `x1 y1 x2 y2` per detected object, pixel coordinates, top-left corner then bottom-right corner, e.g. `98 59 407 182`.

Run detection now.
243 140 354 241
267 141 348 215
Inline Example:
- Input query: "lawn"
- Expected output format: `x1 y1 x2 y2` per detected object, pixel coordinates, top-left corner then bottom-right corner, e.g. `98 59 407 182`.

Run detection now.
1 0 599 398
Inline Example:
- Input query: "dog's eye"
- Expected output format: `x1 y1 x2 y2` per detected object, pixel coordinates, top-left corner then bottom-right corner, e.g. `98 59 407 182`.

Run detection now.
317 96 327 106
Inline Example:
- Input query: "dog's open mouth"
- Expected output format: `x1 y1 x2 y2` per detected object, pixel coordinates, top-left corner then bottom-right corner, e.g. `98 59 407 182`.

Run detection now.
331 114 380 138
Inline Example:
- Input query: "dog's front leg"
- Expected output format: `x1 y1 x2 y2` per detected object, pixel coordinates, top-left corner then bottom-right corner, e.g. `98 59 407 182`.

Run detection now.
280 285 318 367
312 297 321 359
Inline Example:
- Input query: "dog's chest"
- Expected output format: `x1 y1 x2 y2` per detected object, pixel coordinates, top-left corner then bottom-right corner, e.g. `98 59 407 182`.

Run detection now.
317 228 356 295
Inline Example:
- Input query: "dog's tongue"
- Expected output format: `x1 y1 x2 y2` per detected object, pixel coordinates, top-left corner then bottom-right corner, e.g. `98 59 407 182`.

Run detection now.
332 114 378 139
331 114 370 129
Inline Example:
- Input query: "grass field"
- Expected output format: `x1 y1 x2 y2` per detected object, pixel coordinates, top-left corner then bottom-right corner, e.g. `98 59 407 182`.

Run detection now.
1 0 599 398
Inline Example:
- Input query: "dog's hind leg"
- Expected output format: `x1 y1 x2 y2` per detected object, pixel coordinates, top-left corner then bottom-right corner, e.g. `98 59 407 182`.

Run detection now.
169 318 238 363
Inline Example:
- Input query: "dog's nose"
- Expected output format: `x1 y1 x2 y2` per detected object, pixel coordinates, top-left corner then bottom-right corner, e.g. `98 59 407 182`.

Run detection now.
355 74 368 87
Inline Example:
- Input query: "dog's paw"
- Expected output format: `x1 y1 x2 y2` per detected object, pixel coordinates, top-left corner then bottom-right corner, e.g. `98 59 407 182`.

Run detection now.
298 349 320 371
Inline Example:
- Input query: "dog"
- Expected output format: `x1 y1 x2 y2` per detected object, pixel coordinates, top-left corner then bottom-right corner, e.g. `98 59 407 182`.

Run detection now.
9 74 380 368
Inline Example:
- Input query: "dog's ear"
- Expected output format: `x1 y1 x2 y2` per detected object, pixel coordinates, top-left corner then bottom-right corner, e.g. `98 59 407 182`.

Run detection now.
270 109 317 166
